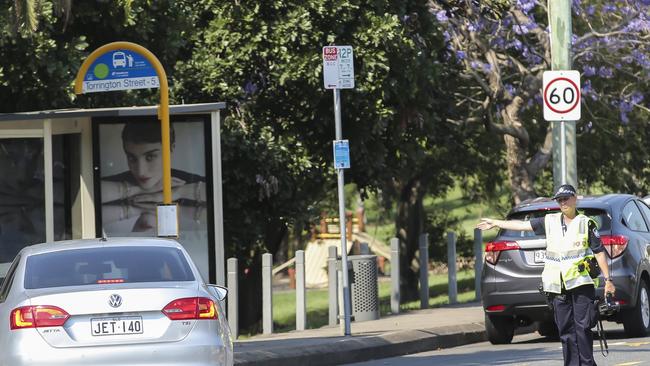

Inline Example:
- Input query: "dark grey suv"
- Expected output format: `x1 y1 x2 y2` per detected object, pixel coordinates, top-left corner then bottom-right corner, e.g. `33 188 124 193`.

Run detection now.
481 194 650 344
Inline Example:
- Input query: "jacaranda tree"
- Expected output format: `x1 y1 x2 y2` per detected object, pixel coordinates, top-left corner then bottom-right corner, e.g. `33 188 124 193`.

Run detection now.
430 0 650 203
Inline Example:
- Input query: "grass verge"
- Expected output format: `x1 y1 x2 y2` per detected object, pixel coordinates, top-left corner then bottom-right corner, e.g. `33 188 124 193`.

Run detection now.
272 270 477 333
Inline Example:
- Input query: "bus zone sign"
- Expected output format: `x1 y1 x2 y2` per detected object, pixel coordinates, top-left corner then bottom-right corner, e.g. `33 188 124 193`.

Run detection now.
322 46 354 89
543 70 581 121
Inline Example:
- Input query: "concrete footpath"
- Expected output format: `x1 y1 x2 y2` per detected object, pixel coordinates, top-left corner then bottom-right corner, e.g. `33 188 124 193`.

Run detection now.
234 302 535 365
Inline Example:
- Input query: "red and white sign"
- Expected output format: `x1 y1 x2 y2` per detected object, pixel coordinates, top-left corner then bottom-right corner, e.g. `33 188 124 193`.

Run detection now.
323 46 354 89
543 70 581 121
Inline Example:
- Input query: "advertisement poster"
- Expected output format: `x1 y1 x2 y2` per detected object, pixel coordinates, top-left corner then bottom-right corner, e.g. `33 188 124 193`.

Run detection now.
96 118 210 280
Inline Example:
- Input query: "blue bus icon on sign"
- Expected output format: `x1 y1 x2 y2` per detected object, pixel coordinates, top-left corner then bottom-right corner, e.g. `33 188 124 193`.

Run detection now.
333 140 350 169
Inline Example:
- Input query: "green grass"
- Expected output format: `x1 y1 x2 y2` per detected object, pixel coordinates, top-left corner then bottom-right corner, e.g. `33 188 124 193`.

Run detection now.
272 270 477 333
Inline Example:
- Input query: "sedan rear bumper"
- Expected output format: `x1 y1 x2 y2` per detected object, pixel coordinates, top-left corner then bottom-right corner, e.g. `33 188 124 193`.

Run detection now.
3 327 230 366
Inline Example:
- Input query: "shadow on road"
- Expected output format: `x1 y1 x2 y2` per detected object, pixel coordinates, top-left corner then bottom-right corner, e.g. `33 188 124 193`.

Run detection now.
400 347 561 366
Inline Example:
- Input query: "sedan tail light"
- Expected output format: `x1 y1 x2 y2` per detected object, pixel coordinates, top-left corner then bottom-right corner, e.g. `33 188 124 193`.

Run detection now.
10 306 70 330
162 297 217 320
484 241 520 265
601 235 628 258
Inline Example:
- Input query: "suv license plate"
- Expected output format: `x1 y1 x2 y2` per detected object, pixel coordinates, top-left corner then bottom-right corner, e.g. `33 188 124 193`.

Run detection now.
534 250 546 264
91 316 143 336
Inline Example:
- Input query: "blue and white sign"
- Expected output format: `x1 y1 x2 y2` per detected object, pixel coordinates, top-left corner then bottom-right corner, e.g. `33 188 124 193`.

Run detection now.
333 140 351 169
80 49 159 93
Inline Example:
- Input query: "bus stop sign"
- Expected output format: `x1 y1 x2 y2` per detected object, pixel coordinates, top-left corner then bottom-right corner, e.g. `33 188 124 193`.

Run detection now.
80 49 160 93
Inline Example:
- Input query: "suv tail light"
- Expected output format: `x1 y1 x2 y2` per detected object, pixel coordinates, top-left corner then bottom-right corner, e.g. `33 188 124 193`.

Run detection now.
162 297 217 320
485 241 520 265
10 306 70 330
601 235 628 258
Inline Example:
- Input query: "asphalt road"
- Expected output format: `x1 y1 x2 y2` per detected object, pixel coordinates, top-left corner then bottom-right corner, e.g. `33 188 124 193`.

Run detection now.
345 324 650 366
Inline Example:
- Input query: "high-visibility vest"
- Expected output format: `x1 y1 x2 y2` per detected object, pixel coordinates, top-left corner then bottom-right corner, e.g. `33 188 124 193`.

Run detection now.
541 213 596 294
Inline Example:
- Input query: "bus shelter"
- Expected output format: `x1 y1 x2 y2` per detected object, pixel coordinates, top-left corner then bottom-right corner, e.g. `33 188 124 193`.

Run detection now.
0 102 226 285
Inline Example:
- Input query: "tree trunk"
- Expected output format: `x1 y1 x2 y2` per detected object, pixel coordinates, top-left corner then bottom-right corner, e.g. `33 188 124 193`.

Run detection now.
396 178 425 303
502 97 536 204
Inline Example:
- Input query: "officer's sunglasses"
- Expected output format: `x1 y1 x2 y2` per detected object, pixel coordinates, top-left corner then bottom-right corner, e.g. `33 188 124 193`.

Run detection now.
556 196 572 204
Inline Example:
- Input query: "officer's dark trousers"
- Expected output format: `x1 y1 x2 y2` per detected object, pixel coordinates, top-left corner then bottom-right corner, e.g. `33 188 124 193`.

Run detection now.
553 284 597 366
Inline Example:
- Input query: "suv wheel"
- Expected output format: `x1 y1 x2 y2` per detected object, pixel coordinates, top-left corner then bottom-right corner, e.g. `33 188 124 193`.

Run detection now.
485 313 515 344
623 280 650 337
537 320 559 338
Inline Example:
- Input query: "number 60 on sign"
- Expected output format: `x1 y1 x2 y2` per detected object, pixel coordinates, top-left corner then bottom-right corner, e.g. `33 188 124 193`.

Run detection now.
543 70 581 121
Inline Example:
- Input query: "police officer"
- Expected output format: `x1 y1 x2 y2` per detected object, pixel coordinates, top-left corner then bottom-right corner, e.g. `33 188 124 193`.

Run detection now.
478 184 615 366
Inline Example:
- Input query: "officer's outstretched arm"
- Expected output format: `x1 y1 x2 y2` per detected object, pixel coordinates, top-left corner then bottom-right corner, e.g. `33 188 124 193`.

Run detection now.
477 218 533 232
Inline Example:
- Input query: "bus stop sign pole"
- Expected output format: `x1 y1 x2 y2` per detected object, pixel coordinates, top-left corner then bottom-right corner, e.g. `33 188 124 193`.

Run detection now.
74 41 173 205
323 45 354 336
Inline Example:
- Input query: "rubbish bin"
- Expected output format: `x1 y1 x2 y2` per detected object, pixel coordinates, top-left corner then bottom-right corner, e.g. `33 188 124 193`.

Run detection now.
348 254 379 322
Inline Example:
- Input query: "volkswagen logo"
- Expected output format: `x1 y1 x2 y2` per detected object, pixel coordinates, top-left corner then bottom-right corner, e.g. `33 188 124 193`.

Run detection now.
108 294 123 308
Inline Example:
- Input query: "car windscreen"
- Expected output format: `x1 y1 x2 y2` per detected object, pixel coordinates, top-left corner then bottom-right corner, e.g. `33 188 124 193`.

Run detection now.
501 208 611 238
24 246 195 289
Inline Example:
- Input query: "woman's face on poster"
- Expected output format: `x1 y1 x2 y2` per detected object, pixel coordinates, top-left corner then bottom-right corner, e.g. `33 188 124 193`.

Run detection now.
124 141 163 190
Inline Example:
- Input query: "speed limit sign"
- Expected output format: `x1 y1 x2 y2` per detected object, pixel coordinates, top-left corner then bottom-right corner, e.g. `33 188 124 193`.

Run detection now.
543 70 581 121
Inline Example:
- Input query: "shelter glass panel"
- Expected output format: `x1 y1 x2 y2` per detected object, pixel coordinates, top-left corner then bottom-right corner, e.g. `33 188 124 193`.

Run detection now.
0 138 46 277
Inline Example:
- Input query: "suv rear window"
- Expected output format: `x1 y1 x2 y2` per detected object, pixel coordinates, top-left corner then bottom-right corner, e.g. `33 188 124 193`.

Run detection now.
501 208 610 238
24 246 195 289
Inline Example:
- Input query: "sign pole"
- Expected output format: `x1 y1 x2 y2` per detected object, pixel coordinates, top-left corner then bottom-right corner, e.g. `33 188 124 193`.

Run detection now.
548 0 577 188
334 88 352 336
323 45 354 336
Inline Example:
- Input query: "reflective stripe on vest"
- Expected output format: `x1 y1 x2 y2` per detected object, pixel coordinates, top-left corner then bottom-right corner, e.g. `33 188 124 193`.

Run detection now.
541 213 596 293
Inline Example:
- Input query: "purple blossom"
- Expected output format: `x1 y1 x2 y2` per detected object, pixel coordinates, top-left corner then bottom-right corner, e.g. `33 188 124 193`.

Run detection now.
583 66 596 77
620 111 629 124
508 39 524 52
436 11 448 23
598 67 614 78
504 83 516 96
513 24 529 35
586 5 596 15
481 63 492 73
581 79 593 94
243 81 258 96
625 19 650 32
455 50 466 60
603 4 617 12
491 36 507 48
630 92 644 105
517 0 537 13
620 100 634 113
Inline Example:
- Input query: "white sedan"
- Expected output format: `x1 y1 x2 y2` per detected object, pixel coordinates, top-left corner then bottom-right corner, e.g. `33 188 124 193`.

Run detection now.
0 237 233 366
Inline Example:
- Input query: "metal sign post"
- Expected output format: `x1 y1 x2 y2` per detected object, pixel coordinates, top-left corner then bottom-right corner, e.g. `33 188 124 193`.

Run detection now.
323 45 354 336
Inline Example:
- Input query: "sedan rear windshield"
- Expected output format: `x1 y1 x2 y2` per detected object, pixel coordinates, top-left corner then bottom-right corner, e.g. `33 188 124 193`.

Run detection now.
501 208 610 238
24 246 195 289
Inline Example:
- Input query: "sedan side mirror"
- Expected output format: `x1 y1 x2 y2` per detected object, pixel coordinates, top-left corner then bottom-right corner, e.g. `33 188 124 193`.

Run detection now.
207 284 228 301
